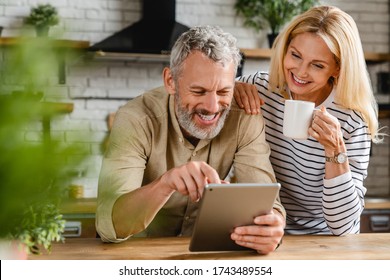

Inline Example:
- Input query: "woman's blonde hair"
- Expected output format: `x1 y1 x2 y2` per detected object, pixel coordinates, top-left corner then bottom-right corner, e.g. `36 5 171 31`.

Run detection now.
269 5 381 142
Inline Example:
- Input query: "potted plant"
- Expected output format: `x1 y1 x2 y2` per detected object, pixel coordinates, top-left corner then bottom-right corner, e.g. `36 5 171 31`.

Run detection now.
24 4 59 36
0 37 86 258
234 0 319 47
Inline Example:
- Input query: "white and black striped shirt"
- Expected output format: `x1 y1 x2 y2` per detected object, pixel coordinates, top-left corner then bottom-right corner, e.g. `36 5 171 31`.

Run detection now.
239 72 370 235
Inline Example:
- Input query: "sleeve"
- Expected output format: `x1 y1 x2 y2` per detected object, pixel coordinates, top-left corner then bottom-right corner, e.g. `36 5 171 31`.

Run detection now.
95 108 150 242
322 112 370 235
232 109 286 220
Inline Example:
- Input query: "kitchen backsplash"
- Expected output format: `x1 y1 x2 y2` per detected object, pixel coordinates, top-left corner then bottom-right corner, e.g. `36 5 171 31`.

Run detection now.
0 0 389 197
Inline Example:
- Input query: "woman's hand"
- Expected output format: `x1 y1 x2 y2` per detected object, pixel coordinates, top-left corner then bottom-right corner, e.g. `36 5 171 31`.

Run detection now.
234 81 264 115
309 107 345 153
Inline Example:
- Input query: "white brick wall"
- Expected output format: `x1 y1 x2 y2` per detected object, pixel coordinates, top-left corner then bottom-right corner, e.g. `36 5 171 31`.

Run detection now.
1 0 388 51
0 0 389 197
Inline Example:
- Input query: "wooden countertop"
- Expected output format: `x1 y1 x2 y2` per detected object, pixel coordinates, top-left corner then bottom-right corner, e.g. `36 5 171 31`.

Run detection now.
29 233 390 260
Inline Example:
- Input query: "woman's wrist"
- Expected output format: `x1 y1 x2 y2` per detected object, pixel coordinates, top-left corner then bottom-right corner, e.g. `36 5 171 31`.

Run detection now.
324 137 346 157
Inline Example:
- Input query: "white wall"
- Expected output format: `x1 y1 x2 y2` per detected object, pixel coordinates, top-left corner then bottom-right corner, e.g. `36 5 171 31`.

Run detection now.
0 0 389 197
1 0 388 51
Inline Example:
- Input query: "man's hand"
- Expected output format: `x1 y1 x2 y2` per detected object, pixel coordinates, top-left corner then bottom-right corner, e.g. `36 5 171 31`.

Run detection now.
234 81 264 115
230 210 285 254
160 161 221 202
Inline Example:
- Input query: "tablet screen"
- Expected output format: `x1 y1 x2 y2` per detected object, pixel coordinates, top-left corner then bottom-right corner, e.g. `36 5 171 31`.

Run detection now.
189 182 280 252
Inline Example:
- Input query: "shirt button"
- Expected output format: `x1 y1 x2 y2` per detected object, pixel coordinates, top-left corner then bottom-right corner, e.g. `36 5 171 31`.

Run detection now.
185 216 190 220
192 151 196 156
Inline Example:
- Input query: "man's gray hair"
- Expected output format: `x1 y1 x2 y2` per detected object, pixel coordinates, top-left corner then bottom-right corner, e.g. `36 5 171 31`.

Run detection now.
169 25 242 79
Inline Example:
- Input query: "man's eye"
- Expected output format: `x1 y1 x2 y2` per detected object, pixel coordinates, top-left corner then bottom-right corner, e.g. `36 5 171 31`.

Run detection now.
192 91 206 95
217 91 230 96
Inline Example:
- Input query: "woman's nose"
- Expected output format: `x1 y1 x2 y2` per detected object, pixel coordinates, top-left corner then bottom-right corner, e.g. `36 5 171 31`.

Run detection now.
297 64 309 78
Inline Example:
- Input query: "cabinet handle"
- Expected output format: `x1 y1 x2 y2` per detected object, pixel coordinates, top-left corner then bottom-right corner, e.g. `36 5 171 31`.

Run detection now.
370 215 390 232
63 221 82 237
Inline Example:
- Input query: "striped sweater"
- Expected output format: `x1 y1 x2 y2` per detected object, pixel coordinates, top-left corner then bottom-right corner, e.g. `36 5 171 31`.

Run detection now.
238 72 370 235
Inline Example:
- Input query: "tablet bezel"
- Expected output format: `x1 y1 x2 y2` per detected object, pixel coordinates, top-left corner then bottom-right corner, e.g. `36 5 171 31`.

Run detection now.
189 182 281 252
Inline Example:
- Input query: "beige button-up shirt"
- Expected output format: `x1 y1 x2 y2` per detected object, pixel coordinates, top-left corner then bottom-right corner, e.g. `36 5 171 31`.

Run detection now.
96 86 285 242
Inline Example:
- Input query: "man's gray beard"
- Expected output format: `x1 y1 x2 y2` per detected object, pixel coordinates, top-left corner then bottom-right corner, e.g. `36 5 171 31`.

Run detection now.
175 93 230 140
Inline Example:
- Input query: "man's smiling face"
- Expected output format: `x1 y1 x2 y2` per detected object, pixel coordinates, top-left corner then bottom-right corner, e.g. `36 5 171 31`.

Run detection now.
172 51 236 140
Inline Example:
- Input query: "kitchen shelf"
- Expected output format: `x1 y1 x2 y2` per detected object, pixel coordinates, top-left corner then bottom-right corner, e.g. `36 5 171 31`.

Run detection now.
0 37 89 48
241 48 390 63
0 37 90 84
240 48 272 59
40 101 74 142
87 50 171 62
3 37 387 63
85 47 390 64
41 101 74 115
365 197 390 209
61 198 97 214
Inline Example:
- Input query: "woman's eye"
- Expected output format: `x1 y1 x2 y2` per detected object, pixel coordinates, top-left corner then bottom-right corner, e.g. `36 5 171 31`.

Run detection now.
313 64 324 69
291 52 300 59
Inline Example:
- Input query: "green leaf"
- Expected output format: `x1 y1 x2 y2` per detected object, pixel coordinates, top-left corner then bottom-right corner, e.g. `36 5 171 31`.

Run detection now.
234 0 319 34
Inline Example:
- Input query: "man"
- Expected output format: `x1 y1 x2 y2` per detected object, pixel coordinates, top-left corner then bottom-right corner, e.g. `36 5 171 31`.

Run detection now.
96 25 285 254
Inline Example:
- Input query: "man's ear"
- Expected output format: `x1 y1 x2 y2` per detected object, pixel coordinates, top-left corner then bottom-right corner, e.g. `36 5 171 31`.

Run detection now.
163 67 176 95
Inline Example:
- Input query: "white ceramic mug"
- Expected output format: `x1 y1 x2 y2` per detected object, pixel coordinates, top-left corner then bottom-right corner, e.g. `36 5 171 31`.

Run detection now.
283 100 317 140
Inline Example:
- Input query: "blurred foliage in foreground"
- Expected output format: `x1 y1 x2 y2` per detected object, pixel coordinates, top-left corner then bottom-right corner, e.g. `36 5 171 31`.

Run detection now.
0 36 86 254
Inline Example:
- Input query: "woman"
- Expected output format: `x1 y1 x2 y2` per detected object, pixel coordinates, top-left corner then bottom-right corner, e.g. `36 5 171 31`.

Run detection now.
235 6 383 235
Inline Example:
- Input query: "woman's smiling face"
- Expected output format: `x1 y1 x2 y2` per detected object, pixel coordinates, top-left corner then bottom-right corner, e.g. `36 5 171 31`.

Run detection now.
283 32 340 103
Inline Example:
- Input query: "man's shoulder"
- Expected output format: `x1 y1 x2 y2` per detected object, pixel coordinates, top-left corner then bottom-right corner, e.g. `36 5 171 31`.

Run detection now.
228 98 263 121
229 97 242 111
222 98 264 136
120 86 170 117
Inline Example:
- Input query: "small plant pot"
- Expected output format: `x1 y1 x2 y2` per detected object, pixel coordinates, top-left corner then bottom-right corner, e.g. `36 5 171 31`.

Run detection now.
35 26 49 37
267 33 278 48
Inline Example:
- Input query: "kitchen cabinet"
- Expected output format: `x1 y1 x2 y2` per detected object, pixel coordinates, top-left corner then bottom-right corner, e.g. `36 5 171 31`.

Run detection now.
60 198 97 238
59 197 390 236
361 198 390 233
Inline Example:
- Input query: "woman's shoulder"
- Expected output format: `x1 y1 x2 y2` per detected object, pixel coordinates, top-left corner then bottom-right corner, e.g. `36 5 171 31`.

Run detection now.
329 102 366 125
328 102 370 142
238 71 270 84
322 89 367 129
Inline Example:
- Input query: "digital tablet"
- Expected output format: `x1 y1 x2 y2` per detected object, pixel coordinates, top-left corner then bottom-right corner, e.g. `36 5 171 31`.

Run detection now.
189 182 280 252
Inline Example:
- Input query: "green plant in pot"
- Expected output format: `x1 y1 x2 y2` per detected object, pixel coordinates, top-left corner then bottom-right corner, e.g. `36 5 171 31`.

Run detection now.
234 0 319 47
24 4 59 37
0 36 86 257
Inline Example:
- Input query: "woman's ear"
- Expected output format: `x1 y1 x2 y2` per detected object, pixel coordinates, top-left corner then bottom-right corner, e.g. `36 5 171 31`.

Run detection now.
331 67 340 85
333 65 340 80
163 67 176 95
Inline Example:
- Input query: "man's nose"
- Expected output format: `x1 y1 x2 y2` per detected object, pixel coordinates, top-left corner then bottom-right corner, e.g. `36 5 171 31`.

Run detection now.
203 93 220 113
